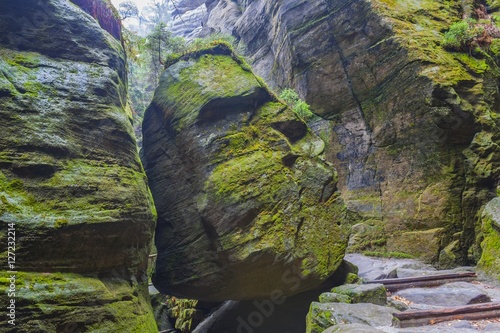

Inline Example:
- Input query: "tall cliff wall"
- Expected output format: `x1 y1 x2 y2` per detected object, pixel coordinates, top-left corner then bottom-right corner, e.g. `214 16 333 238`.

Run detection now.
167 0 207 39
0 0 157 331
202 0 500 266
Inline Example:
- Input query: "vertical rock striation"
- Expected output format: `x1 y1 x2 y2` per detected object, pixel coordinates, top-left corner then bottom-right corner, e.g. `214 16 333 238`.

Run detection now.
202 0 500 266
167 0 207 39
0 0 157 331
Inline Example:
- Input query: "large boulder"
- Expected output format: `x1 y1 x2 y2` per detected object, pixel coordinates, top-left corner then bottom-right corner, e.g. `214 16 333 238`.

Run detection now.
142 43 351 301
201 0 500 265
0 0 156 331
305 302 396 333
329 283 387 306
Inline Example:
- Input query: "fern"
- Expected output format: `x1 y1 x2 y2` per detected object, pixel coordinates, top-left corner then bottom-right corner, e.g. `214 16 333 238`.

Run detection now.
279 88 314 120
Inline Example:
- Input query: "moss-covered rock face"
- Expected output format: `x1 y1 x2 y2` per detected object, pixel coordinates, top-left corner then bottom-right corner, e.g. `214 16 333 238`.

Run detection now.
0 0 156 331
142 44 351 301
478 197 500 278
203 0 500 265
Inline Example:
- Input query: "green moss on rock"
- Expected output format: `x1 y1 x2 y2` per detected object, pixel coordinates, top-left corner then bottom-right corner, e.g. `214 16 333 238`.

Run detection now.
330 283 387 306
143 44 351 301
478 197 500 279
0 0 156 331
0 271 157 332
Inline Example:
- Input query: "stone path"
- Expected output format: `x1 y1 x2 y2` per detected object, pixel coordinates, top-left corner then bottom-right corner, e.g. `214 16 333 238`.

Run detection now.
342 254 500 332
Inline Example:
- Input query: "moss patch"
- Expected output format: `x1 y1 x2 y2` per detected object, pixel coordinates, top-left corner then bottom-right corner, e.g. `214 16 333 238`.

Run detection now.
478 198 500 279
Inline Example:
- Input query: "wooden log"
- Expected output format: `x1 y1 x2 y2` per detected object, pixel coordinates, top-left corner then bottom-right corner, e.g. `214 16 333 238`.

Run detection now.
367 272 477 291
384 276 477 292
393 302 500 328
192 300 239 333
367 272 476 285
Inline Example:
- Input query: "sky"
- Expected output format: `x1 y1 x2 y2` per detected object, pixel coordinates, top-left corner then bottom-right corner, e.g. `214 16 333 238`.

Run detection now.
110 0 151 11
110 0 157 32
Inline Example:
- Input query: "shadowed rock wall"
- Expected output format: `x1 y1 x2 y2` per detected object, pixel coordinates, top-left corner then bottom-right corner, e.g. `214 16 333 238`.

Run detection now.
0 0 157 331
142 44 351 301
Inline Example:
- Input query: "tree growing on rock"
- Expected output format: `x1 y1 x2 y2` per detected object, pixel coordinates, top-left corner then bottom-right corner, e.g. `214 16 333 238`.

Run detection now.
118 1 138 20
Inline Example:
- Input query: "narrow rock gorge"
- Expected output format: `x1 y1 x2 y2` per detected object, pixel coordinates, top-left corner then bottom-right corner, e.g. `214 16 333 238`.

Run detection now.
1 0 500 332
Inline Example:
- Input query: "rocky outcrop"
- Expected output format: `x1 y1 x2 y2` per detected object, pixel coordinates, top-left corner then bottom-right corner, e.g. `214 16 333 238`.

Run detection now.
167 0 207 39
306 302 397 333
329 283 387 306
0 0 156 331
393 281 491 307
201 0 500 266
477 197 500 276
142 43 351 301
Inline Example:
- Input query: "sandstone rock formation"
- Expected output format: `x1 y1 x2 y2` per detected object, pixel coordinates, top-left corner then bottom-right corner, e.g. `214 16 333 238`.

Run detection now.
201 0 500 266
167 0 207 39
0 0 157 331
478 197 500 276
142 43 351 301
306 302 396 333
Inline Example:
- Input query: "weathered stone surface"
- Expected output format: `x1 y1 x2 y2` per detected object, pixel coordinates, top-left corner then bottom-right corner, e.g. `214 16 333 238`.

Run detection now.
345 253 428 281
386 228 443 264
330 283 387 306
330 321 500 333
323 323 387 333
478 197 500 277
0 0 156 331
151 294 175 332
202 0 242 36
396 266 475 279
167 0 207 39
306 302 396 333
393 282 491 308
319 292 351 304
142 44 351 301
201 0 500 265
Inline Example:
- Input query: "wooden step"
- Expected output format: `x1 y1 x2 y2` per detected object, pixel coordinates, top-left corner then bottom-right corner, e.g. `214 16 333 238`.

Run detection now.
393 302 500 328
366 272 477 292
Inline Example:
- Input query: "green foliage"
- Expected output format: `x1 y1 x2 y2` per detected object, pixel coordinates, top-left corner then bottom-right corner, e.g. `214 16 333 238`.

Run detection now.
279 88 314 120
188 33 247 55
362 251 415 259
442 16 500 52
145 22 188 79
121 21 188 146
442 20 476 51
118 0 138 20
